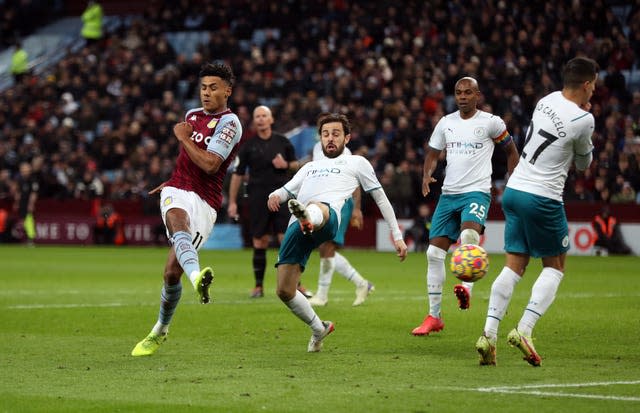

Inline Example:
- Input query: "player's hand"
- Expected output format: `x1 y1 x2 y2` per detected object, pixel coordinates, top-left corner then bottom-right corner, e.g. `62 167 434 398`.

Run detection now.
173 122 193 142
227 202 239 221
267 195 281 211
394 239 408 261
580 102 592 112
350 208 363 229
272 153 288 169
422 176 437 197
149 182 166 195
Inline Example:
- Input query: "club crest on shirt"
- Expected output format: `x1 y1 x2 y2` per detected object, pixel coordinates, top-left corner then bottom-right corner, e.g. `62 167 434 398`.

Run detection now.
163 196 173 206
474 127 485 137
190 115 197 121
207 119 218 128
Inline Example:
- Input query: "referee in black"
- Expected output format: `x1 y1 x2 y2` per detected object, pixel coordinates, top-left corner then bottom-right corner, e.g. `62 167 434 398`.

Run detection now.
228 106 311 298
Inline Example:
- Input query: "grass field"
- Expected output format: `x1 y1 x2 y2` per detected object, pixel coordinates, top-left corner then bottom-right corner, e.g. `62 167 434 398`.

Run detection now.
1 245 639 412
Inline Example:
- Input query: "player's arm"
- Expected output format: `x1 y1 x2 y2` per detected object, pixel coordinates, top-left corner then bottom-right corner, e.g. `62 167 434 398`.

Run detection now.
350 186 363 229
369 188 408 261
574 150 593 171
422 147 441 197
227 174 244 220
267 164 307 211
503 139 519 176
574 119 595 171
173 121 225 174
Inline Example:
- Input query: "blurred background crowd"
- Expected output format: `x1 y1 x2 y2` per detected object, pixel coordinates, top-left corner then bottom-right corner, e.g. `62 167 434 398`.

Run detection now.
1 0 640 223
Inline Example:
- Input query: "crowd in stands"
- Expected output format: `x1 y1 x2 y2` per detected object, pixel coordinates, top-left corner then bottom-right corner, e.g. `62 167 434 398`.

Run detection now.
1 0 640 223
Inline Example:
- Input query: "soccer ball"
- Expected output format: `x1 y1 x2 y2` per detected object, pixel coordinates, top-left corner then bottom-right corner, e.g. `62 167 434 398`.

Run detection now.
450 244 489 282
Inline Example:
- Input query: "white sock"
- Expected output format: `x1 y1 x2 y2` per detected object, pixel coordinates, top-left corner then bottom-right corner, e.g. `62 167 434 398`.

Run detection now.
307 204 324 227
188 270 200 287
151 321 169 336
484 266 521 339
426 245 447 318
461 280 474 295
518 267 563 336
315 257 335 300
334 252 366 286
284 290 325 334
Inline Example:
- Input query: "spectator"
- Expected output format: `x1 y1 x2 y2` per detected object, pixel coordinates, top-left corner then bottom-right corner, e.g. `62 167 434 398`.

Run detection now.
591 206 632 255
10 40 29 83
94 203 124 245
81 1 103 46
404 203 432 252
0 0 637 216
611 181 637 204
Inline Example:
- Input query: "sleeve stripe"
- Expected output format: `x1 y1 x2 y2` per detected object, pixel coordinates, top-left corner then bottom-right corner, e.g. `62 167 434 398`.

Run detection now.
570 113 590 122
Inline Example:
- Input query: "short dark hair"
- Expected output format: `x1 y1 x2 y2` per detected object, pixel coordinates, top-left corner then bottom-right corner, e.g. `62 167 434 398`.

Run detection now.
562 57 599 89
317 113 351 135
199 62 235 86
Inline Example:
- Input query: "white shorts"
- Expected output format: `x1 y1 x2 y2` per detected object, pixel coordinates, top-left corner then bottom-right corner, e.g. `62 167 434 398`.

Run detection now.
160 186 217 250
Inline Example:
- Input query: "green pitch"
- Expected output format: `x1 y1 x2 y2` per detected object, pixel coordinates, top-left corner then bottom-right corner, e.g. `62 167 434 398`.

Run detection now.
1 246 638 412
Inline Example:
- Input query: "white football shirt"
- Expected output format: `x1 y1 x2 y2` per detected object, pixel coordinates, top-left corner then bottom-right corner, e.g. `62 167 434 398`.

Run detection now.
429 110 509 194
507 91 594 201
283 152 380 226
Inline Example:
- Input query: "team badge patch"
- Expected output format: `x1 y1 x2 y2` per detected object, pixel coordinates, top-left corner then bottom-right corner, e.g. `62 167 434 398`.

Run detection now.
163 196 173 206
474 127 485 137
207 119 218 128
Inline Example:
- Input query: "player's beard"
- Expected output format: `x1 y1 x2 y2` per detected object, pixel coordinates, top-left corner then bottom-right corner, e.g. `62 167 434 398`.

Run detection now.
322 142 345 158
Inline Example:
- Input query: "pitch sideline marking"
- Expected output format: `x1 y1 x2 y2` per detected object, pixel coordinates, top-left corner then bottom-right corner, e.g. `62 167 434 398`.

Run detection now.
474 380 640 402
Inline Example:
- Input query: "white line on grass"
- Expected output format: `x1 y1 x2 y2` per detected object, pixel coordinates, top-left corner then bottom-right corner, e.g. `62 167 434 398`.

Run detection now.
6 290 640 309
7 302 141 309
474 380 640 402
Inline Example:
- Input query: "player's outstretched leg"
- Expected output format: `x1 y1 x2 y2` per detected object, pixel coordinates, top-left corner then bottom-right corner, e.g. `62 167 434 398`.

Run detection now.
507 328 541 366
131 333 167 357
288 199 314 234
195 267 214 304
307 321 335 352
475 333 497 366
412 315 444 336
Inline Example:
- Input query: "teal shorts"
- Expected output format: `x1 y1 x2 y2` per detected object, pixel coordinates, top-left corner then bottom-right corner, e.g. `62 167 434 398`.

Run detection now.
502 187 569 258
333 198 353 246
430 192 491 242
276 206 338 272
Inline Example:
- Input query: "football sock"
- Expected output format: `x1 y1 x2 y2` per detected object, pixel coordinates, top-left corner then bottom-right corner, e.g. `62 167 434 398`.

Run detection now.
518 267 563 336
306 204 324 227
334 252 366 286
24 213 36 240
484 266 521 339
252 248 266 287
316 257 335 300
171 231 200 286
462 281 474 295
426 245 447 318
284 290 325 334
151 281 182 335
